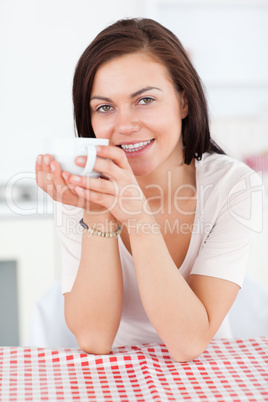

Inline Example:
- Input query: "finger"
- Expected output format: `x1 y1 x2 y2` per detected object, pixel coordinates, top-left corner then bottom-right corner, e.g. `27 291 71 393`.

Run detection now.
37 170 56 199
93 157 123 181
51 168 80 203
51 167 74 192
36 157 81 205
35 154 54 191
69 174 117 195
96 145 130 169
50 161 65 185
42 156 55 190
75 186 117 211
74 155 87 167
50 161 75 199
60 170 88 202
62 171 71 182
35 154 43 172
74 186 105 212
43 154 54 173
44 168 76 204
62 171 83 193
64 179 80 195
35 155 44 188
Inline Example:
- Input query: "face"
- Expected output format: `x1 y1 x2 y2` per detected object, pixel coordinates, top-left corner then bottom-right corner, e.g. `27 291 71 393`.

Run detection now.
90 52 188 177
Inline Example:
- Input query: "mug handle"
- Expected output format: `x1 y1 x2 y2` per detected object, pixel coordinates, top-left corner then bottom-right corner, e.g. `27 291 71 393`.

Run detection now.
81 144 97 176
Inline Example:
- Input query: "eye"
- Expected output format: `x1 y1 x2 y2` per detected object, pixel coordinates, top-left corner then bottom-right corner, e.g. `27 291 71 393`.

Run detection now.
96 105 113 113
138 97 155 105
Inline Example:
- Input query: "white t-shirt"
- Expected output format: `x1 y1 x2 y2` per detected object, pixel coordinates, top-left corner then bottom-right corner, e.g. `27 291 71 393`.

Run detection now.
56 152 263 346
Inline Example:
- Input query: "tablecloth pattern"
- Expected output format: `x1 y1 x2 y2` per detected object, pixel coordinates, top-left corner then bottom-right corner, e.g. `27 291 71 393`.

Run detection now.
0 337 267 401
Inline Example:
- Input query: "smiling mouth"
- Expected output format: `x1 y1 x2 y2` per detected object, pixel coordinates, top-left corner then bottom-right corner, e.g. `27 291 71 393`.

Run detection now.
119 139 154 152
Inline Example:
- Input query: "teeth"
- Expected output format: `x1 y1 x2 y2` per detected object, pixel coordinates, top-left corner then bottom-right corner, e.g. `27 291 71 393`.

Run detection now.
121 140 152 152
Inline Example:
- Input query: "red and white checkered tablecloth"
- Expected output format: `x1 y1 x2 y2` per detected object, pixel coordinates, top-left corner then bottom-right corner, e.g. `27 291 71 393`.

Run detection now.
0 337 267 401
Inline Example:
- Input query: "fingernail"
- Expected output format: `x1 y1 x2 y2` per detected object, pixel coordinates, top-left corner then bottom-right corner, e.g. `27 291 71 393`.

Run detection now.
71 175 81 182
37 155 42 165
76 156 86 164
50 162 56 172
62 172 69 180
44 155 50 165
75 186 85 192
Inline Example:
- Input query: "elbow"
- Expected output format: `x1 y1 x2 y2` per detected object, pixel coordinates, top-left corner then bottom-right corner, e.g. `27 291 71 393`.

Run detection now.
171 349 204 363
171 350 202 363
64 307 114 355
76 334 113 355
169 342 207 363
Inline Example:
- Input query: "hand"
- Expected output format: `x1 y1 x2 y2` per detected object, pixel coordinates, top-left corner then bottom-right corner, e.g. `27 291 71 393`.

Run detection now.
35 154 104 212
67 146 148 225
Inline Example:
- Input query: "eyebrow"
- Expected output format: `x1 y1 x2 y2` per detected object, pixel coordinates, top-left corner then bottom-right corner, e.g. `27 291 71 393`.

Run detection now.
130 86 162 98
90 86 162 102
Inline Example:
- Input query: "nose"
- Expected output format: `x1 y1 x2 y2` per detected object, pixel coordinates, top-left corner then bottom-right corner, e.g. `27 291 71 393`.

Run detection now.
115 108 140 136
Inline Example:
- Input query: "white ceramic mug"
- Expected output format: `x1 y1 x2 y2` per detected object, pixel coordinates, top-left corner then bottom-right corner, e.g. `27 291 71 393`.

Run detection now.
44 137 109 177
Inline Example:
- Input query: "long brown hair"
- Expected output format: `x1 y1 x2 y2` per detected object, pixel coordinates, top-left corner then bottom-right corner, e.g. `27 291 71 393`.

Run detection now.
72 18 224 164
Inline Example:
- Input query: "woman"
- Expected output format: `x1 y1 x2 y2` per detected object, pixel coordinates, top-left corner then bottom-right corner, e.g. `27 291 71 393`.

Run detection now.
36 18 262 362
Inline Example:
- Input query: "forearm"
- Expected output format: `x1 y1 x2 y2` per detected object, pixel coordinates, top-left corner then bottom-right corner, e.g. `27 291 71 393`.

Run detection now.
128 214 210 362
65 211 123 354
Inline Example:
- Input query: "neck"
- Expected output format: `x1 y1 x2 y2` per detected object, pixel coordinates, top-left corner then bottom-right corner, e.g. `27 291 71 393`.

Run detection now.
137 158 196 212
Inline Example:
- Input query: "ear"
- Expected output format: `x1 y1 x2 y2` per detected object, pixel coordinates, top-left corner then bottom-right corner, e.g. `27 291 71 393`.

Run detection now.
180 91 188 119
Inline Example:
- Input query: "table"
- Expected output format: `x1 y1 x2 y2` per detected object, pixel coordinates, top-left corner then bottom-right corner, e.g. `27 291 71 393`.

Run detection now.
0 337 267 401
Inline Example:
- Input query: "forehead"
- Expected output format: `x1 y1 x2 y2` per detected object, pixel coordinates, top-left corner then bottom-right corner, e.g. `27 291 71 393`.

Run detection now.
91 52 174 93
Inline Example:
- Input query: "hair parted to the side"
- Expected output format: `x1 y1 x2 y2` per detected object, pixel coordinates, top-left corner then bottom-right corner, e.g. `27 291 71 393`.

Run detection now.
72 18 225 165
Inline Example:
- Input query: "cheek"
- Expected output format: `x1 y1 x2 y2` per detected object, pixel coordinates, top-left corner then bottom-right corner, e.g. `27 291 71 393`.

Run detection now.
91 118 113 139
142 111 167 132
145 112 182 137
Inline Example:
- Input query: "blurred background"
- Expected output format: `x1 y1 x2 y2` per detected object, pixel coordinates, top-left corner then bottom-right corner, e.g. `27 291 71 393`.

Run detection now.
0 0 267 346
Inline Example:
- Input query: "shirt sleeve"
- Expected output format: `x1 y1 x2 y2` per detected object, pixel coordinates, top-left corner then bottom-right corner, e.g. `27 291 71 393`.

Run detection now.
190 170 264 287
54 203 84 294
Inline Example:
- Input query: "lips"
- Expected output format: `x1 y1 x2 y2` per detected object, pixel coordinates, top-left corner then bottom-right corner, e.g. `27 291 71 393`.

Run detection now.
119 139 154 153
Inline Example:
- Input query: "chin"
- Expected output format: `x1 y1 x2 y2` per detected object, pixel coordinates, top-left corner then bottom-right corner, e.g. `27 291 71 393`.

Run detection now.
130 163 156 177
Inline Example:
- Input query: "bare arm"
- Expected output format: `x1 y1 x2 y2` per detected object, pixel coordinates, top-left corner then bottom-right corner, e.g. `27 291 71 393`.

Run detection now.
64 210 123 355
79 145 241 362
128 213 239 362
35 154 123 354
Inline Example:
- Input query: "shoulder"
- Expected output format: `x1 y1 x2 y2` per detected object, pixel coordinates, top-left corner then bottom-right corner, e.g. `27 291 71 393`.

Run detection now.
196 152 263 193
196 152 263 233
197 152 256 179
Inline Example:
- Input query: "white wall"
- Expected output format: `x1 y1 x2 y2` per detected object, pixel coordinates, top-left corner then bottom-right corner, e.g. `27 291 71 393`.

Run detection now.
0 0 145 183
